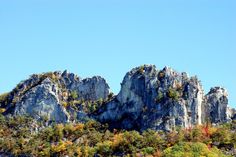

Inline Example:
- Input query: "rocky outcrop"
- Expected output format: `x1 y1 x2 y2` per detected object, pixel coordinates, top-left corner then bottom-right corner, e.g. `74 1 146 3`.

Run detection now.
60 70 110 101
205 87 231 123
95 65 233 131
96 65 206 131
3 71 110 123
14 78 70 123
1 65 234 131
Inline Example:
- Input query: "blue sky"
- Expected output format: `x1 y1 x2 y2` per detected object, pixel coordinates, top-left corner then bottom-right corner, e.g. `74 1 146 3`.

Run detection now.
0 0 235 107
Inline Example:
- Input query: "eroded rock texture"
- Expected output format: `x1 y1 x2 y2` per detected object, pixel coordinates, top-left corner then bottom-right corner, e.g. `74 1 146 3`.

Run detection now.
3 71 110 123
96 65 205 131
1 65 234 131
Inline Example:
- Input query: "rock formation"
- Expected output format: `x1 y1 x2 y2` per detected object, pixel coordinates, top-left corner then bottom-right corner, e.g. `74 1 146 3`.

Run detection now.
2 71 110 123
0 65 234 131
205 87 231 123
96 65 206 131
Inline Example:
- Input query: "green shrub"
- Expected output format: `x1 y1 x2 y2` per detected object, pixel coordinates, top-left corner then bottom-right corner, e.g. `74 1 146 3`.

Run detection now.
70 90 78 100
88 102 97 113
139 65 145 74
167 88 179 100
0 114 235 156
211 128 231 144
0 92 9 103
142 147 155 155
108 92 114 100
142 129 165 149
96 141 113 156
156 91 164 103
163 142 228 157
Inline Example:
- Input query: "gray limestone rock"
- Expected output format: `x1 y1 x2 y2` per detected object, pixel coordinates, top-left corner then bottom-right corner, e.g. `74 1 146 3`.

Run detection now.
2 66 234 131
205 87 231 123
5 70 110 123
14 78 70 123
60 71 110 101
96 65 219 131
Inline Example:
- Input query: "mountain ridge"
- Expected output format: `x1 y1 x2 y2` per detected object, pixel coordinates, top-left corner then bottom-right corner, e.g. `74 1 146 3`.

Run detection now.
0 64 235 131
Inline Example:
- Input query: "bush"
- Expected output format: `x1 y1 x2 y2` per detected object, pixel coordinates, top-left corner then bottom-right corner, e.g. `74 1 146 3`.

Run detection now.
211 128 231 144
167 87 179 100
87 102 97 113
108 92 114 100
54 124 64 141
61 101 68 108
0 115 235 156
163 142 228 157
0 108 6 113
138 65 145 74
156 91 164 103
96 140 113 156
0 93 9 106
70 90 78 100
142 147 155 155
142 129 165 149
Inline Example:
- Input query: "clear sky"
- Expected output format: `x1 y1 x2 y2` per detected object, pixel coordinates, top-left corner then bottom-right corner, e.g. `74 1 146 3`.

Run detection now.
0 0 235 107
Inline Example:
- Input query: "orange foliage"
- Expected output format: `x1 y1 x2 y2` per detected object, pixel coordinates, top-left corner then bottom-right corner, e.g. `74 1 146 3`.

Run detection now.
51 140 73 153
74 123 84 131
112 133 123 147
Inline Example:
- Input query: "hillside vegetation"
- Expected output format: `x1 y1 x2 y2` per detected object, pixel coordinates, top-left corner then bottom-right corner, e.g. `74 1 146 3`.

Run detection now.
0 114 236 157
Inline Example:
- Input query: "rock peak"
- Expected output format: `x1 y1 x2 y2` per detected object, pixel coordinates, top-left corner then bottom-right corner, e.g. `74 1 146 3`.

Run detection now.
208 87 228 96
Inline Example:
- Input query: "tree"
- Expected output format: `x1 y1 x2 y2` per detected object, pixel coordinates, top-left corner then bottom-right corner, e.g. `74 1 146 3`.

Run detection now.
54 124 64 141
163 142 228 157
142 129 165 149
96 140 113 156
211 128 231 144
191 126 202 142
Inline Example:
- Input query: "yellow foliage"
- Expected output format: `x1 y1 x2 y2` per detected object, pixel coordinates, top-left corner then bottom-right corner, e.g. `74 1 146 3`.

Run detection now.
0 108 6 113
74 123 84 131
139 65 145 74
61 101 68 108
112 133 124 147
76 147 82 157
208 126 217 135
51 140 73 153
56 124 64 130
51 142 66 153
0 93 8 102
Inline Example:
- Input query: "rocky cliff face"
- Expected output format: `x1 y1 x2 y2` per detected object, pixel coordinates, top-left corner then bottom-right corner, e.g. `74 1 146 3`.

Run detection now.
0 65 234 131
14 78 70 123
205 87 231 123
96 65 233 131
96 65 206 131
2 71 110 123
60 70 110 101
